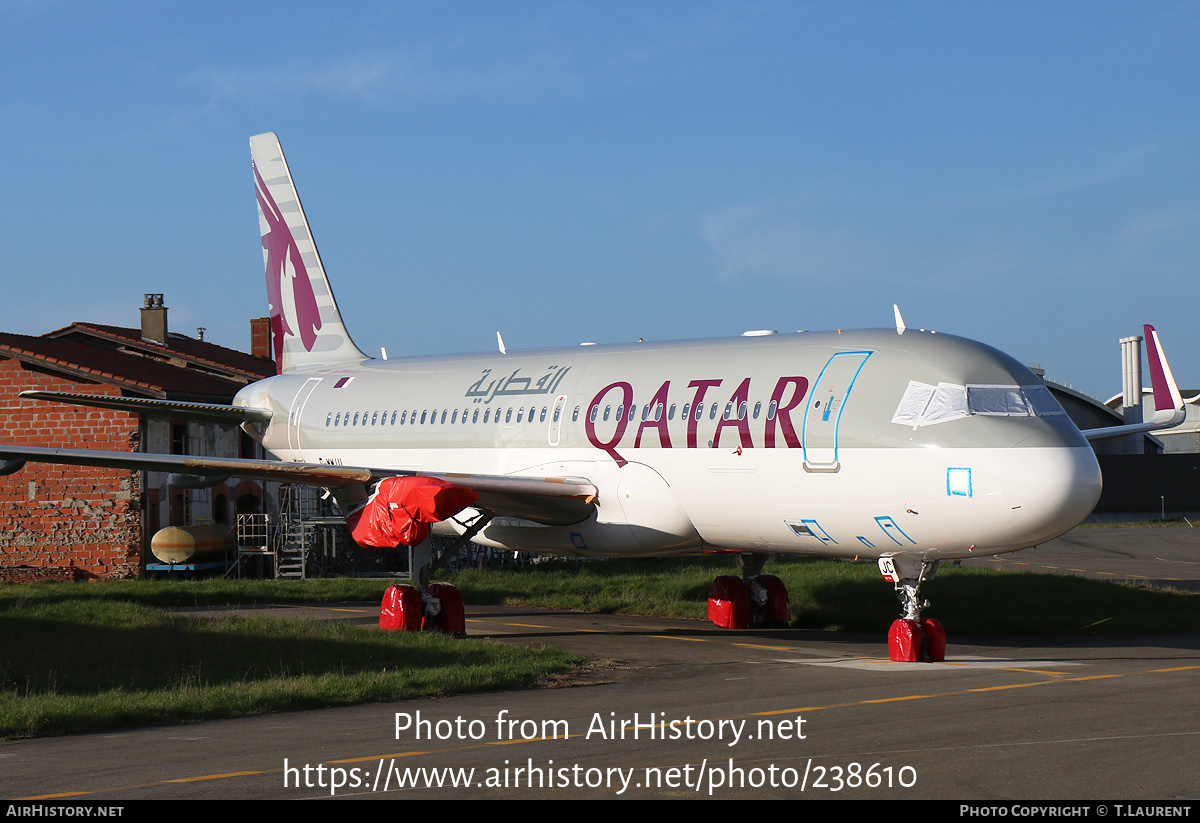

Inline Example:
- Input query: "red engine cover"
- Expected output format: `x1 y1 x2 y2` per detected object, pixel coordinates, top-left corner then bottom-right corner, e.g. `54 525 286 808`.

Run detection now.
349 476 480 548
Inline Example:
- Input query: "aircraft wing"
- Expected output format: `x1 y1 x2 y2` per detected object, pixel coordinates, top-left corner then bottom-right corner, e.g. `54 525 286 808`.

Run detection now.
0 445 597 527
1081 324 1186 441
17 391 273 424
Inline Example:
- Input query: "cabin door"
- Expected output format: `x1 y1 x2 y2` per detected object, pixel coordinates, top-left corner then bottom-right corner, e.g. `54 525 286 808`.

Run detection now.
802 351 871 471
287 377 323 455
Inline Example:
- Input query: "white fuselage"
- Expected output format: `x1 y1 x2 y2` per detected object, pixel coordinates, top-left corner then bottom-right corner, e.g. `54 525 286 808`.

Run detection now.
236 328 1103 562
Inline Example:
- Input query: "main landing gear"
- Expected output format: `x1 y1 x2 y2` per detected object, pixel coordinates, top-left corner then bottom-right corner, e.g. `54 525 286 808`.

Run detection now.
878 556 945 662
707 552 791 629
378 514 494 638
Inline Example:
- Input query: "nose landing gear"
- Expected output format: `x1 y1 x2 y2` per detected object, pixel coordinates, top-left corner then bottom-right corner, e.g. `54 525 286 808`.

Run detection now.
879 556 945 662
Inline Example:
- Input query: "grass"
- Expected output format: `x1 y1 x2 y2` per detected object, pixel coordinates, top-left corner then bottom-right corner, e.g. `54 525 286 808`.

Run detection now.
3 556 1196 739
1079 518 1197 529
450 555 1200 636
0 582 582 739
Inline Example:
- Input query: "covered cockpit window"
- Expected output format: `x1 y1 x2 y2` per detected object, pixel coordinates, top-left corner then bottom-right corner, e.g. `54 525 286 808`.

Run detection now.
1021 384 1066 417
893 380 1063 428
966 385 1031 416
923 383 970 424
891 381 968 427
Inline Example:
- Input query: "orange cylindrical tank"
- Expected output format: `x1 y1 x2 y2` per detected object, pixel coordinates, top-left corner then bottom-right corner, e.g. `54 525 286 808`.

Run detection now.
151 525 229 564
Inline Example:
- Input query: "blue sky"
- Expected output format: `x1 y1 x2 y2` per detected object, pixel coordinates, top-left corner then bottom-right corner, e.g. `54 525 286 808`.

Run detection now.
2 1 1197 401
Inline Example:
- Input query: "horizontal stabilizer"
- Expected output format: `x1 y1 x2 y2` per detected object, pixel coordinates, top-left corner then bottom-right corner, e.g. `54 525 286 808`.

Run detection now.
19 391 273 424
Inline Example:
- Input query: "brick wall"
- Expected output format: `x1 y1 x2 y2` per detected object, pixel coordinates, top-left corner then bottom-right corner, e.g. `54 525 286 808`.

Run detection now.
0 359 143 579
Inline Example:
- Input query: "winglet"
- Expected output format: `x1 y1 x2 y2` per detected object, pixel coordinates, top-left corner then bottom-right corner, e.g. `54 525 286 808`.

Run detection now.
1143 324 1184 425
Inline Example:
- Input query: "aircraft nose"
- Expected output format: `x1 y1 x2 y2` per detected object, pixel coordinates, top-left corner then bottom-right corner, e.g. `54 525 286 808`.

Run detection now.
1009 445 1102 546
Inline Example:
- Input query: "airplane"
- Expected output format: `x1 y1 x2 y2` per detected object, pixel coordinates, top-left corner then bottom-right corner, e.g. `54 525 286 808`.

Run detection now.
0 133 1185 659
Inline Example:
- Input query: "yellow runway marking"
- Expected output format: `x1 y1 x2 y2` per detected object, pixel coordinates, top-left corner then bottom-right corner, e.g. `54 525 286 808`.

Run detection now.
165 770 266 783
18 662 1194 800
733 643 792 651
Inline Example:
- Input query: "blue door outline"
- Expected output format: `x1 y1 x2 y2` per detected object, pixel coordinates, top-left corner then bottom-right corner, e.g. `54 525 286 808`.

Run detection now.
802 351 871 470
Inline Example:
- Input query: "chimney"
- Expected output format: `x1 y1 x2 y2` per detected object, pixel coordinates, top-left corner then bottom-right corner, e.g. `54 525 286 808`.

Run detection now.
250 317 273 360
1120 335 1143 425
141 294 168 345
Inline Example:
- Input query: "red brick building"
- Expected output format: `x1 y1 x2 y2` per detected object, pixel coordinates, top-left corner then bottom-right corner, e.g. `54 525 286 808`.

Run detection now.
0 298 274 580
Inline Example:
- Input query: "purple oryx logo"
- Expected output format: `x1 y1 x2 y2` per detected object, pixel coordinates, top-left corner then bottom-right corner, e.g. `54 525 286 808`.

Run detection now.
254 161 322 370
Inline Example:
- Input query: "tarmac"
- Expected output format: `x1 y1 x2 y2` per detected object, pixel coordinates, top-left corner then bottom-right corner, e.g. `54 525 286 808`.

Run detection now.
2 526 1197 801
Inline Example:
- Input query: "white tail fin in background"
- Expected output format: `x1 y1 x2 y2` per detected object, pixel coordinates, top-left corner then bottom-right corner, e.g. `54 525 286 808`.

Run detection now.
251 132 368 374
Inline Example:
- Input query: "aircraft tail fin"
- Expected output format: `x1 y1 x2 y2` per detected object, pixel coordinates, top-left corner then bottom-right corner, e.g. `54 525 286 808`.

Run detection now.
250 132 369 374
1083 323 1185 441
1143 324 1185 427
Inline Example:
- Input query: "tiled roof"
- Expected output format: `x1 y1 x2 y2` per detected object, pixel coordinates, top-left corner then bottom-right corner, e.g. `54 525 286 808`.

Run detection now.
0 330 266 401
45 323 274 381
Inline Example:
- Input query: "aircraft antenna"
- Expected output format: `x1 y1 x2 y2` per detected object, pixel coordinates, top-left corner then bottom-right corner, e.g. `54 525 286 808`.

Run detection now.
894 304 907 335
496 331 507 355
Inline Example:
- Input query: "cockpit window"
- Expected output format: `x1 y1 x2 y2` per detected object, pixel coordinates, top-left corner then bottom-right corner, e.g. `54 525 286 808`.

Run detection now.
1021 384 1066 416
966 385 1031 416
892 380 1063 428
